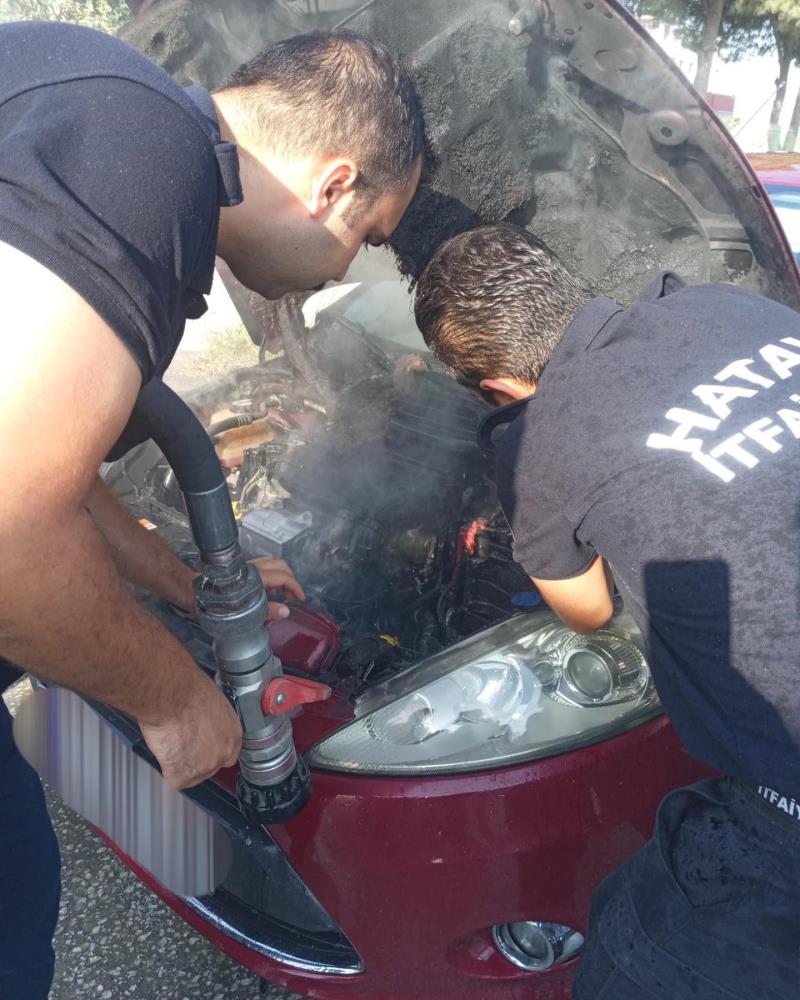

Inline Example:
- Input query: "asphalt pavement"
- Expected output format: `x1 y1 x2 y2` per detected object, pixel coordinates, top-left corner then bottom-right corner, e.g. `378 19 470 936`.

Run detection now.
4 680 303 1000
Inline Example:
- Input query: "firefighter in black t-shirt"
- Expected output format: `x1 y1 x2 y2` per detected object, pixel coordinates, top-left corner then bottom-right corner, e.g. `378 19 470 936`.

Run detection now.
414 222 800 1000
0 21 422 998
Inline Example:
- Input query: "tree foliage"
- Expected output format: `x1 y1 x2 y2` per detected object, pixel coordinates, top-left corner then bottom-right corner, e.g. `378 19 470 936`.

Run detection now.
626 1 786 90
0 0 130 33
625 0 800 148
627 1 800 67
625 0 800 149
627 1 734 89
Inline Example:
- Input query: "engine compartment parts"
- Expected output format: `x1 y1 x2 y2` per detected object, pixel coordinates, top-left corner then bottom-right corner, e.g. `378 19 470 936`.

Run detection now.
108 299 540 699
240 508 313 561
214 416 276 469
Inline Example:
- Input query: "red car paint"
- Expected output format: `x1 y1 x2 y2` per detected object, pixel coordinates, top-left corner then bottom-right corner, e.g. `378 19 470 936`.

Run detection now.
105 712 711 999
266 605 342 677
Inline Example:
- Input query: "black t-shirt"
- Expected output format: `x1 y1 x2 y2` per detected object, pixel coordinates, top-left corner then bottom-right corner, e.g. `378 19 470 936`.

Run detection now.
493 272 800 795
0 20 242 390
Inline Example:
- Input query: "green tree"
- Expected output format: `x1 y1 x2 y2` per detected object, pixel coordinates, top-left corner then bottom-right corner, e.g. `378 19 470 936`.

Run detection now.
627 0 733 91
627 1 800 149
0 0 130 33
710 1 784 149
627 1 778 92
735 1 800 150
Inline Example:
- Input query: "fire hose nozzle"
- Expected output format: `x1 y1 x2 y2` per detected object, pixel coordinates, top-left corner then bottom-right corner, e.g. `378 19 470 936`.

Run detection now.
193 567 318 825
233 675 330 825
262 676 332 716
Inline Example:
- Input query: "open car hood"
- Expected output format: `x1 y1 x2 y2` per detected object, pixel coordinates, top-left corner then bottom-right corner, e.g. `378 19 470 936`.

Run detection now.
125 0 800 307
347 0 800 304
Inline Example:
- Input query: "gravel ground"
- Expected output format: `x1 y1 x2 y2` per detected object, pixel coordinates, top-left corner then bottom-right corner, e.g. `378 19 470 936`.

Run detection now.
4 680 303 1000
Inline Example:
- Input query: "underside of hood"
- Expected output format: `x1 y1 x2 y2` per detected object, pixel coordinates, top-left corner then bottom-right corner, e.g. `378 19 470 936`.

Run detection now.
123 0 800 306
348 0 800 305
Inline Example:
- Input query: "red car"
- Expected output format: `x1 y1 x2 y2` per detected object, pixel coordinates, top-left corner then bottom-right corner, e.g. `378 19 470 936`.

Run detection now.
93 1 800 998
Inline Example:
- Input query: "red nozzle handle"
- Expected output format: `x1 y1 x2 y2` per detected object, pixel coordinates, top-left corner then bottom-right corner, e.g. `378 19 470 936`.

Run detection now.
262 675 332 716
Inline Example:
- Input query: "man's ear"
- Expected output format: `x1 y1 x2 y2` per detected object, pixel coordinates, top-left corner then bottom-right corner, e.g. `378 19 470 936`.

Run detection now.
479 377 536 406
307 159 359 218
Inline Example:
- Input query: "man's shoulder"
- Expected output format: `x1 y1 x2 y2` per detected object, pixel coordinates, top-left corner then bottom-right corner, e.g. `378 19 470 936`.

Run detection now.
636 276 788 321
0 24 221 384
1 20 168 86
0 21 204 138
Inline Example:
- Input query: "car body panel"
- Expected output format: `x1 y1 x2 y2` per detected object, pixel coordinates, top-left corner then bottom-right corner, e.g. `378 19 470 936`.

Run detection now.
356 0 800 307
124 0 800 309
98 709 710 999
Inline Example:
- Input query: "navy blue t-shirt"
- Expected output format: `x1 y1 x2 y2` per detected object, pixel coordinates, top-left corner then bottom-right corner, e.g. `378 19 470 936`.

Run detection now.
493 272 800 795
0 20 241 386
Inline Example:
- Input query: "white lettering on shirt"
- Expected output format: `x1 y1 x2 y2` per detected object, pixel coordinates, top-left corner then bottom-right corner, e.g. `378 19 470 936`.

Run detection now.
776 407 800 438
692 383 757 419
710 433 759 469
743 417 784 453
647 336 800 482
759 343 800 379
715 358 775 389
646 408 720 454
692 450 736 482
758 786 800 820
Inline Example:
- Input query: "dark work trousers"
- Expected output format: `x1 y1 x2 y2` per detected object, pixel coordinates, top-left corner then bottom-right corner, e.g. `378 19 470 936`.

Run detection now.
574 776 800 1000
0 696 61 999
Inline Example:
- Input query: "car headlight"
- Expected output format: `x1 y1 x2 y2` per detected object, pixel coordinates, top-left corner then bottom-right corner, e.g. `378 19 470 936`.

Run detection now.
308 609 661 775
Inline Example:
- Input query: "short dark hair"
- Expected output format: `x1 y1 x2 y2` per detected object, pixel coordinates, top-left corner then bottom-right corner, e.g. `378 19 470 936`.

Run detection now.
219 31 424 199
414 223 590 386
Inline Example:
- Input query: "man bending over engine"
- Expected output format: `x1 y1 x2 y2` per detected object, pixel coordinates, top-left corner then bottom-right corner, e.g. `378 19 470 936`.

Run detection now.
0 21 423 998
413 222 800 1000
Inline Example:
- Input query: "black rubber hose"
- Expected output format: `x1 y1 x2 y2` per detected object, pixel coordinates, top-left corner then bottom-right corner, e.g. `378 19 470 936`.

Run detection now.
131 379 238 556
206 414 254 438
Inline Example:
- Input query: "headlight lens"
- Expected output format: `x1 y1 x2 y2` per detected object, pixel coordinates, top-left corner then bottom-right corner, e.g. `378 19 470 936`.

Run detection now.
308 610 660 775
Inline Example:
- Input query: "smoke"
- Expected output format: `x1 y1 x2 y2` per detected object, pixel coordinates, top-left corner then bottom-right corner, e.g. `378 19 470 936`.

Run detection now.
118 0 304 87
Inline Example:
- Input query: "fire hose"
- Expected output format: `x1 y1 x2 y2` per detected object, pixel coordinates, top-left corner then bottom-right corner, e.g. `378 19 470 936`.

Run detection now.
131 379 329 824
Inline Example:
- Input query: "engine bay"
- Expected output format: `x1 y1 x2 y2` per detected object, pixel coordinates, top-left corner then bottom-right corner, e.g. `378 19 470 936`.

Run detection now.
109 292 538 693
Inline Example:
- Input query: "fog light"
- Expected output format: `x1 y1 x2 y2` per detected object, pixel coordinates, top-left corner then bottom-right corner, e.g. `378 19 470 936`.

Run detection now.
492 921 584 972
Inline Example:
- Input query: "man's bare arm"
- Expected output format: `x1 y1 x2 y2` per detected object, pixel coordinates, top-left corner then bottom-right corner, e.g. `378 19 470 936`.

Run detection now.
86 476 306 617
0 243 241 788
85 476 198 612
532 555 615 634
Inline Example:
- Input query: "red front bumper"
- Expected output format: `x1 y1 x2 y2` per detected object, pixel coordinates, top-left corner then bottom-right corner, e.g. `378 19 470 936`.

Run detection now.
110 714 710 999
